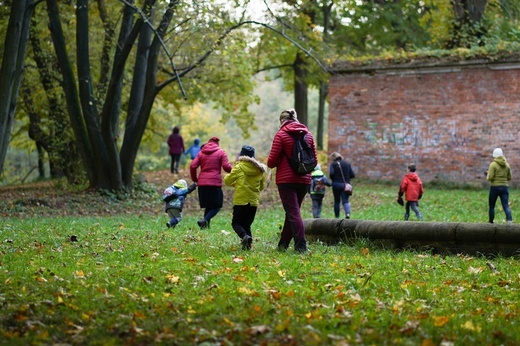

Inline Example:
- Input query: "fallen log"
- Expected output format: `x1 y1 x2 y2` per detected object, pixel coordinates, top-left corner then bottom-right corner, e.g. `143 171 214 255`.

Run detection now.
303 218 520 257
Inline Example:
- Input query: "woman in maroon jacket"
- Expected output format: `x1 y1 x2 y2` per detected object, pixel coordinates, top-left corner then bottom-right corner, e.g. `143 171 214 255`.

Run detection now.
167 126 185 174
267 109 317 253
190 137 233 229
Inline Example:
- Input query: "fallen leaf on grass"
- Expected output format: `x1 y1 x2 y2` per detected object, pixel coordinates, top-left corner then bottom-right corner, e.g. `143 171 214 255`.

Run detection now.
468 266 483 274
238 286 259 296
248 325 270 335
462 321 481 332
165 274 179 284
232 256 243 263
399 320 419 335
74 270 85 279
433 316 449 327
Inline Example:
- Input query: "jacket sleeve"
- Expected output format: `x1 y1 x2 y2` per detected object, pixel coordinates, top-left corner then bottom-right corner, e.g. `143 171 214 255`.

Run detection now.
486 162 494 182
221 151 233 173
224 166 238 186
348 164 355 179
398 178 405 197
190 155 201 182
324 176 332 186
259 173 266 191
267 133 283 169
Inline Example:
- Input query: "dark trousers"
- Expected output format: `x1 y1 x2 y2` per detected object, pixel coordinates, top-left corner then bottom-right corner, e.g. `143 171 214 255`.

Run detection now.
277 183 309 252
170 154 181 173
332 183 351 218
231 204 257 239
310 194 325 218
489 186 512 223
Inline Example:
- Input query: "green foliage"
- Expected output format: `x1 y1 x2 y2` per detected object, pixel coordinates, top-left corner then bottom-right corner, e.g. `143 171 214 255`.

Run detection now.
1 181 519 344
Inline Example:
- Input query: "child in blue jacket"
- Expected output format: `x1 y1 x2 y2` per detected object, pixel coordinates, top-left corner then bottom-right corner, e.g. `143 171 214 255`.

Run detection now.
163 179 197 228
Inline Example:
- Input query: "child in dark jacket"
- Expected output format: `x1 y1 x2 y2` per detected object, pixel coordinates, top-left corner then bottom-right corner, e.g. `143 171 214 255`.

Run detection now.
397 164 424 220
163 179 197 228
309 164 332 218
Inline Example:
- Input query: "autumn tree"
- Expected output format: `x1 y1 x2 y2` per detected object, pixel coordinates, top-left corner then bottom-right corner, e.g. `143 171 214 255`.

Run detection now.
23 0 261 191
0 0 34 177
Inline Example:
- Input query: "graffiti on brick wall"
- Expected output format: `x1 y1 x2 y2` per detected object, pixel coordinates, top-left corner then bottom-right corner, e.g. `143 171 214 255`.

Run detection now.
361 116 469 148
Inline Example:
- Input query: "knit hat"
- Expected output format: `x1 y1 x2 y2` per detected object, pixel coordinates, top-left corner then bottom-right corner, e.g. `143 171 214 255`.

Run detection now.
492 148 503 158
314 164 321 171
173 179 187 189
279 109 297 123
239 145 255 158
194 138 200 145
329 152 343 161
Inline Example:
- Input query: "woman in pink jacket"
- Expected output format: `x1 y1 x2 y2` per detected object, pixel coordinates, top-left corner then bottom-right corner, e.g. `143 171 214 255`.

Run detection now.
190 137 233 229
267 109 317 253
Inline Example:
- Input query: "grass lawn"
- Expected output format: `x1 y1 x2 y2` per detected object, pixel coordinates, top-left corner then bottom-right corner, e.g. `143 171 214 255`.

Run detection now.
1 179 519 345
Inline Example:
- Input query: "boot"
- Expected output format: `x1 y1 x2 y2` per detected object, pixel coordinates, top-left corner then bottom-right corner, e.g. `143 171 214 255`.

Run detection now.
294 238 307 253
277 240 289 252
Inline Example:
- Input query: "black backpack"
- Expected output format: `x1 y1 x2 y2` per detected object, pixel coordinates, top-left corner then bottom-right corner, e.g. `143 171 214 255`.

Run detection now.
287 132 317 175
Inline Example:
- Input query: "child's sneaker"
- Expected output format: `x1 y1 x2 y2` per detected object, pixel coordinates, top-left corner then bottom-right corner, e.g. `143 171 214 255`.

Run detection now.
166 222 176 229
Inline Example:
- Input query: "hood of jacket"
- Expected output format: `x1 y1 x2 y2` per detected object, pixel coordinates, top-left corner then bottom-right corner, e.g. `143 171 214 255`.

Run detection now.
280 120 309 137
494 156 507 167
406 172 419 182
238 156 267 175
200 140 220 155
312 169 325 177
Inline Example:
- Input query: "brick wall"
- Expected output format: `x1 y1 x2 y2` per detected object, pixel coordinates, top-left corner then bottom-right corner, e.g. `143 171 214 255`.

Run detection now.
328 60 520 187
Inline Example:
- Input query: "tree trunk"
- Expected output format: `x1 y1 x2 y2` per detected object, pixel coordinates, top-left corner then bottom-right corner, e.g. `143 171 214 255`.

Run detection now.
46 0 96 186
447 0 488 48
121 0 175 189
293 51 308 126
0 0 34 176
317 82 328 150
304 218 520 257
76 0 116 190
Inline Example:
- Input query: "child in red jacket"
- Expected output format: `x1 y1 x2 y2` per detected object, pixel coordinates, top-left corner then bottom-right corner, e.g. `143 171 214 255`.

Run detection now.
397 164 424 220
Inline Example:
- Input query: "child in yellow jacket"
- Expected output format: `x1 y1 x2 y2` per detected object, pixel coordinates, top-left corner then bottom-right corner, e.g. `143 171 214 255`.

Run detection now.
224 145 267 250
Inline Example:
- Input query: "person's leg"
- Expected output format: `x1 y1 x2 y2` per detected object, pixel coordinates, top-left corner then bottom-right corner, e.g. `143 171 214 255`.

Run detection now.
488 187 499 223
315 195 324 218
241 205 256 250
198 187 223 229
410 202 423 220
173 154 181 173
166 209 181 228
498 187 512 222
311 196 320 218
341 192 351 218
243 204 257 238
404 201 411 220
170 155 175 173
231 205 247 239
204 207 221 227
332 188 341 218
277 184 308 253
